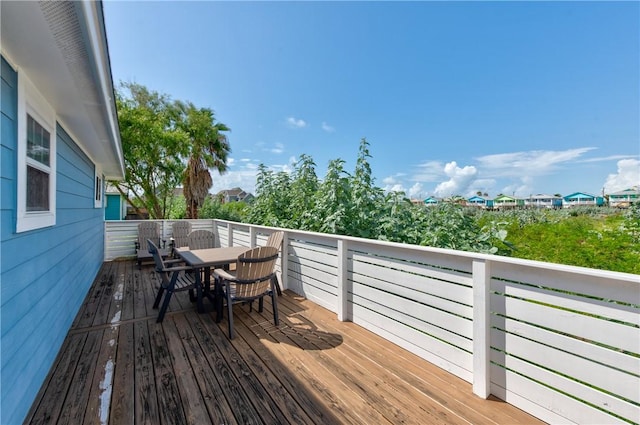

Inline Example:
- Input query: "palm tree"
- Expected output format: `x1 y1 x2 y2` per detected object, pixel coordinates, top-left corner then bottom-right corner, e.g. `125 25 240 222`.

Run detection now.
180 103 231 219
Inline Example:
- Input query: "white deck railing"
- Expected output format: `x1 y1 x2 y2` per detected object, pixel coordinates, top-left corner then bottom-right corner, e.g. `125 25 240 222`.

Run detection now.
105 219 640 425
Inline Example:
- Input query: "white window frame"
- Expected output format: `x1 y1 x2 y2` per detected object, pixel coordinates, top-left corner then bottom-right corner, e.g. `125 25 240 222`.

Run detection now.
16 71 57 233
94 167 103 208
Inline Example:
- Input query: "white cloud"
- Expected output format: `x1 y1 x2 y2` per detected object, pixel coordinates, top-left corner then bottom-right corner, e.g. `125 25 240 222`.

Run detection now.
383 175 399 186
270 142 285 154
408 182 424 199
227 158 235 166
322 122 335 133
387 184 405 193
412 160 444 182
603 159 640 193
434 161 478 197
476 147 595 177
210 164 260 195
580 154 638 163
286 116 307 128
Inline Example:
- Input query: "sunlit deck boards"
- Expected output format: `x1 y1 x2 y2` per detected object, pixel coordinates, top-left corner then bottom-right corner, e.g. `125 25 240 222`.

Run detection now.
25 260 543 425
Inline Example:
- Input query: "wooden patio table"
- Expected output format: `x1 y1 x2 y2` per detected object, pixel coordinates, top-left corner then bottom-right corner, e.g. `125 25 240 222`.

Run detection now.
174 246 249 313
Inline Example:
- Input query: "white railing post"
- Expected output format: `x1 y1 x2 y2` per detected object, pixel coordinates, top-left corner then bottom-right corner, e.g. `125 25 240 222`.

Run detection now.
281 231 289 291
337 239 349 321
249 226 256 248
228 223 233 247
472 258 491 399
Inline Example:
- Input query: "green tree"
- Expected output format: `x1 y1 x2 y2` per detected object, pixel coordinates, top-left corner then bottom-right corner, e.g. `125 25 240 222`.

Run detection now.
178 102 230 219
112 82 187 218
348 138 384 238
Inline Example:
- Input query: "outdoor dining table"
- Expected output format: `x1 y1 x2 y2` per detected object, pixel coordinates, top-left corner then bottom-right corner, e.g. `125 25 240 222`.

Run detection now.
174 246 249 312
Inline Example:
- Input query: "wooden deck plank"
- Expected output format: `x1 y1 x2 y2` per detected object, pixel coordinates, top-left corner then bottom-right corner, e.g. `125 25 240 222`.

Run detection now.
173 314 239 425
147 320 187 425
161 316 212 424
57 330 102 425
198 313 293 425
132 266 147 320
120 260 136 322
192 313 323 425
26 260 545 425
133 321 160 425
109 322 135 425
27 333 87 425
181 313 268 425
277 293 541 425
262 299 469 425
82 325 119 425
232 306 390 424
73 262 113 329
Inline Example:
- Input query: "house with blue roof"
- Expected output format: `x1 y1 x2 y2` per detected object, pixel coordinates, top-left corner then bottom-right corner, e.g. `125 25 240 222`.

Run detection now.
563 192 605 208
423 196 441 206
1 2 123 423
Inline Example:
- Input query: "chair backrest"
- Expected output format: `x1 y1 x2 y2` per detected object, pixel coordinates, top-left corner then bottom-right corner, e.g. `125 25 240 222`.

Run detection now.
171 221 192 248
188 230 216 250
234 246 279 298
265 231 284 252
147 239 167 275
138 222 161 251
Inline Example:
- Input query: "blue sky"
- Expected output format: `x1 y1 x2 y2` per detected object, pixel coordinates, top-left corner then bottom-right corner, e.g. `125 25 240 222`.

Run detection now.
103 1 639 199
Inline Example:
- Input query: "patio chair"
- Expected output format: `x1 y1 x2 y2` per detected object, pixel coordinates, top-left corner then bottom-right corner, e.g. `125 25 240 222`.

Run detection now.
170 221 192 252
148 239 202 323
135 221 164 269
188 229 216 250
265 231 284 296
214 246 279 339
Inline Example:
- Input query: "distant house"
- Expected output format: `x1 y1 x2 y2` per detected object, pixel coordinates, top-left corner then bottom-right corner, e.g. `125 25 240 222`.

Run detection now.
467 195 487 208
217 187 254 204
493 195 524 209
105 184 127 220
1 2 123 423
525 194 563 209
563 192 605 208
423 196 441 206
608 187 639 207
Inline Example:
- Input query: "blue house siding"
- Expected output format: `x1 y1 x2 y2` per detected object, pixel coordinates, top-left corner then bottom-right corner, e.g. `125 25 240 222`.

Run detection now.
1 56 105 425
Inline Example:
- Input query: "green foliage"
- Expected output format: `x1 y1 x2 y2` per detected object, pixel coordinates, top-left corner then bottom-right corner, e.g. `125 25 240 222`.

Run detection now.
112 82 230 219
112 82 188 218
485 208 639 273
242 139 636 273
167 195 186 219
245 138 510 254
621 202 640 243
178 102 230 219
199 197 249 222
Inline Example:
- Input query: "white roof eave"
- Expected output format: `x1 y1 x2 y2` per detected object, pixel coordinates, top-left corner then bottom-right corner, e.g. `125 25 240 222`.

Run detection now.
1 0 124 180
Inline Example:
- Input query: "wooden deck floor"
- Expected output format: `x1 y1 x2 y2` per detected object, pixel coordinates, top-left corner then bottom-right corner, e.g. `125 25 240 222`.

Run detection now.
25 260 543 425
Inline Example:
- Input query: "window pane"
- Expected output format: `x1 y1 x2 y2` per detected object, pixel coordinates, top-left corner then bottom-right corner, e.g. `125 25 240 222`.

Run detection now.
27 114 50 167
27 165 50 212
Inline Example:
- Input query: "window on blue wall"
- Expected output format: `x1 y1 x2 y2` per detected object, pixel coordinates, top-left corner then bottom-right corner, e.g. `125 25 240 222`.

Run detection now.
16 71 56 232
94 168 103 208
26 114 51 211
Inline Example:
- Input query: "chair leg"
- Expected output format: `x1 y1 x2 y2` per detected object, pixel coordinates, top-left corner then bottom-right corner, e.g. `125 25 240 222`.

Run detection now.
258 296 264 313
157 289 173 323
272 275 282 296
216 280 224 323
271 291 279 326
227 292 235 339
152 286 165 309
